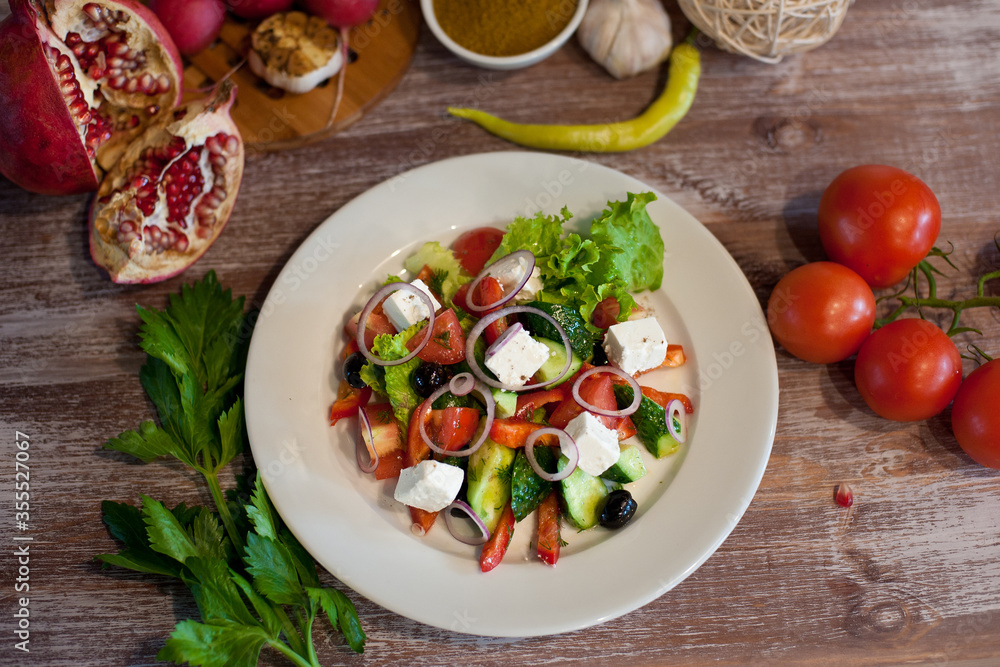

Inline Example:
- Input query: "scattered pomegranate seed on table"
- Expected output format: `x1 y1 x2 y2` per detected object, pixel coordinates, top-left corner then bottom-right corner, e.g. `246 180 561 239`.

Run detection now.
834 483 854 508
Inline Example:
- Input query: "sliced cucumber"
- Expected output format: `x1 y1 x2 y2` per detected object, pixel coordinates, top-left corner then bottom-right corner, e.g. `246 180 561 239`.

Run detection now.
510 447 558 522
601 444 647 484
466 438 516 533
491 388 518 419
534 337 583 386
559 457 609 530
521 301 598 361
613 384 679 458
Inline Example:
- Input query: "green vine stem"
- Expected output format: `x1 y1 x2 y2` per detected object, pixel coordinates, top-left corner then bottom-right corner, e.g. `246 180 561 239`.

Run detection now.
876 242 1000 337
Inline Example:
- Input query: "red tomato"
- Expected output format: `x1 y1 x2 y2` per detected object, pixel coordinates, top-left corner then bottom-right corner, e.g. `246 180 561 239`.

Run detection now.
453 227 505 275
434 407 480 451
818 165 941 288
951 360 1000 468
591 296 621 329
328 381 372 425
480 502 515 573
407 308 466 364
473 276 508 345
767 262 876 364
345 309 395 351
536 490 561 566
854 318 962 421
358 403 404 480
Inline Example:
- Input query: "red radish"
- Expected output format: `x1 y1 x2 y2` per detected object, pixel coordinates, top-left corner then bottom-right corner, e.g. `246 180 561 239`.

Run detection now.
149 0 227 56
0 0 183 195
88 80 244 284
299 0 379 126
301 0 379 27
224 0 295 20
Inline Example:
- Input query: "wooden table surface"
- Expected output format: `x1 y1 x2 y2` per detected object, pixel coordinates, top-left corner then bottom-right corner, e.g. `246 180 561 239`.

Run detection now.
3 1 1000 665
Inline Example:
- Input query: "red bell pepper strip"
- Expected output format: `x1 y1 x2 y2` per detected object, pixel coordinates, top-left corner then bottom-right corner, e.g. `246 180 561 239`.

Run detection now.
480 502 515 573
640 385 695 414
489 418 557 449
536 490 561 566
329 381 372 426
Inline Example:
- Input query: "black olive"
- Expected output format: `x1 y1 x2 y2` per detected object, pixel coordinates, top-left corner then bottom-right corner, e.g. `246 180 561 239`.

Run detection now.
412 362 454 398
599 489 637 530
343 351 367 389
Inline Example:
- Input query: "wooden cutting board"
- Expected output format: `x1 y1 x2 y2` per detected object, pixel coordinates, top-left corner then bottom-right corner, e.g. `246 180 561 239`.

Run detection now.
181 0 421 152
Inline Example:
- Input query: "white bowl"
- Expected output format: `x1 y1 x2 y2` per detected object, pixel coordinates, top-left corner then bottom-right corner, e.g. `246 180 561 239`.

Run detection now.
421 0 589 70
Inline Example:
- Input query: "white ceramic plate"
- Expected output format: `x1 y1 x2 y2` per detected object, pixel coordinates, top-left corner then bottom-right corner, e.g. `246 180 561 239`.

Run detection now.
245 152 778 637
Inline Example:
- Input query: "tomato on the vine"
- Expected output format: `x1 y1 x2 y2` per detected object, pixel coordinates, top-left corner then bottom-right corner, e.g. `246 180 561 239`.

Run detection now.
854 318 962 422
951 359 1000 469
818 165 941 288
453 227 505 275
766 262 876 364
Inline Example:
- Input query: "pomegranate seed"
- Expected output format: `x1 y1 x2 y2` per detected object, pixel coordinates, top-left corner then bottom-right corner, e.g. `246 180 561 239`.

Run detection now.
84 4 103 22
66 32 82 46
834 483 854 508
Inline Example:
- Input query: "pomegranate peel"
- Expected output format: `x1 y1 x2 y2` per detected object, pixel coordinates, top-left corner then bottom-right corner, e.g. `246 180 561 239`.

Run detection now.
89 80 244 284
0 0 183 194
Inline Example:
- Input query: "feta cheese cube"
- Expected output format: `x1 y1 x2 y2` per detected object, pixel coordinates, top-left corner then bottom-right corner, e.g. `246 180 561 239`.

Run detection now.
484 323 551 388
514 267 544 303
382 279 441 333
602 317 668 376
564 411 620 477
393 460 464 513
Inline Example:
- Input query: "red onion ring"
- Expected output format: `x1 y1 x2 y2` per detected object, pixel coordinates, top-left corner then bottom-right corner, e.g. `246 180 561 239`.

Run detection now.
444 499 491 546
571 366 641 418
355 282 436 366
525 427 578 482
417 373 495 457
356 407 379 474
464 250 536 313
665 399 687 444
465 305 573 392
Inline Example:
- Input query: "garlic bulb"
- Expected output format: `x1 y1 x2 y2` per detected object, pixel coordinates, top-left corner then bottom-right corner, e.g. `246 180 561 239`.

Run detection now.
577 0 673 79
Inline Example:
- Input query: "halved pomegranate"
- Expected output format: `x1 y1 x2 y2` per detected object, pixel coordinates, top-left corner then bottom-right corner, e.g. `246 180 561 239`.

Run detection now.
0 0 183 195
89 81 244 284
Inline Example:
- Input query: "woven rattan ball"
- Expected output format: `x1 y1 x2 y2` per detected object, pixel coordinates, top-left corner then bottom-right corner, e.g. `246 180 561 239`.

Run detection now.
678 0 853 64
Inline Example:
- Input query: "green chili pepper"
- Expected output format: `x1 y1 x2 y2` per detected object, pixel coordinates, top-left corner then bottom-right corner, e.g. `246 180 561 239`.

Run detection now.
447 42 701 153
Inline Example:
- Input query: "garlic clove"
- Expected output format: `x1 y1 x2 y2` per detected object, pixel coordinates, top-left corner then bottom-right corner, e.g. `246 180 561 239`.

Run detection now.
578 0 673 80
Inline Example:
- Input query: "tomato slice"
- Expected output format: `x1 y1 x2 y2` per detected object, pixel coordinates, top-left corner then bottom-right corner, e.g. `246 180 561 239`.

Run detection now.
640 386 695 414
345 308 395 351
536 490 561 566
591 296 621 329
435 407 480 451
488 418 556 448
548 372 616 429
473 276 508 345
480 502 515 573
406 308 466 364
329 381 372 426
358 403 404 480
453 226 505 275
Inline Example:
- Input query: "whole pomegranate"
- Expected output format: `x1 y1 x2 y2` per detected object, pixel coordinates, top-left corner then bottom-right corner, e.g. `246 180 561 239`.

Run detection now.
149 0 227 56
0 0 184 195
89 80 245 284
225 0 295 20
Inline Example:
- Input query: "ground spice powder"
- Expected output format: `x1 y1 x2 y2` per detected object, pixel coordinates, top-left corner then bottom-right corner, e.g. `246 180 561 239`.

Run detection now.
433 0 579 57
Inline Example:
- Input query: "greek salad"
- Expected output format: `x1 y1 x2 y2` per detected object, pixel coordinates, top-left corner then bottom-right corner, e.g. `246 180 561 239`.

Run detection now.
330 192 694 572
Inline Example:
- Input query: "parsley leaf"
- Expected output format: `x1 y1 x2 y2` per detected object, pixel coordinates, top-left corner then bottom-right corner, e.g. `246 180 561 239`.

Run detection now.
97 273 367 665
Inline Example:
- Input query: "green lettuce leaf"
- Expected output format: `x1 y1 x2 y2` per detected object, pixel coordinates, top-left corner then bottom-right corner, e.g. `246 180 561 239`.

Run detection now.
403 241 470 304
589 191 664 292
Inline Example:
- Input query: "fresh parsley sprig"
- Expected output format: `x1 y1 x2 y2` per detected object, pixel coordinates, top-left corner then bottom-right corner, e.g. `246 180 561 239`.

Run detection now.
98 271 365 665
